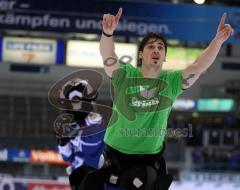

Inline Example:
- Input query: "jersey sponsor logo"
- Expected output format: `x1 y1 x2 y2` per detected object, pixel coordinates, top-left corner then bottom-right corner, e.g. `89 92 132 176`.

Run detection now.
112 68 172 121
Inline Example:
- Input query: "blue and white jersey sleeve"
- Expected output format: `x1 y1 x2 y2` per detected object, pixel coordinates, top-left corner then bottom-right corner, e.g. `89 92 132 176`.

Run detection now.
58 113 105 173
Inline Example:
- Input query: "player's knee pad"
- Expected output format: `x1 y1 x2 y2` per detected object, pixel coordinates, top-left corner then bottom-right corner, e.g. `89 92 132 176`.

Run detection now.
153 174 173 190
78 166 113 190
118 165 158 190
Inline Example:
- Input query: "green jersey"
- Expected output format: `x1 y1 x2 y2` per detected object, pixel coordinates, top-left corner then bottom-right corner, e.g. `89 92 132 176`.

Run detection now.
104 62 183 154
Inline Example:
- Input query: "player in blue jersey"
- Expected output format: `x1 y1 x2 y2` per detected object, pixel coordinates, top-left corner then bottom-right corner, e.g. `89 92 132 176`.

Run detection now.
53 78 105 190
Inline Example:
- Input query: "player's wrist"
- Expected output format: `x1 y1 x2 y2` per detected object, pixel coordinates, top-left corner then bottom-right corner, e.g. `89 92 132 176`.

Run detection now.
212 37 223 46
57 137 71 146
102 30 113 37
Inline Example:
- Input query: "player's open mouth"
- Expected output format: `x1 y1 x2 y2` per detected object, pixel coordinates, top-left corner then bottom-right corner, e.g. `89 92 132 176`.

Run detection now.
152 56 160 60
152 57 160 63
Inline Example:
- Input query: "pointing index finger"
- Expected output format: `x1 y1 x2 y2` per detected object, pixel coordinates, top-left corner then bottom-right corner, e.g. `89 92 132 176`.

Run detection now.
219 13 227 27
115 7 122 22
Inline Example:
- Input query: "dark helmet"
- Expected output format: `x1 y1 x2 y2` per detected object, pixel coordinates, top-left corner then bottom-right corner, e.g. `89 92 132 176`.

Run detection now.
61 78 98 124
61 78 97 102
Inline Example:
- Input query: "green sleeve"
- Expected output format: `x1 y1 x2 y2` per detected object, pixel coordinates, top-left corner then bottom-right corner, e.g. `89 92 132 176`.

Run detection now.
111 61 134 87
167 70 183 98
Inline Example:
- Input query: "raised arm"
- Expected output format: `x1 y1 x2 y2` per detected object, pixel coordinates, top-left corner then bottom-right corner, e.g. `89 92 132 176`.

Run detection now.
182 13 234 89
100 8 122 77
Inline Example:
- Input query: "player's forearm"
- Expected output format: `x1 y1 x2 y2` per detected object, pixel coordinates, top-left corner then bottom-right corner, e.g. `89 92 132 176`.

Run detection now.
193 38 222 74
58 143 72 161
99 34 117 60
